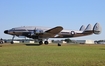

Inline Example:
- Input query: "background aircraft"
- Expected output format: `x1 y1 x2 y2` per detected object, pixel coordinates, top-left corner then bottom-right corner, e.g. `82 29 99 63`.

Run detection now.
4 23 101 45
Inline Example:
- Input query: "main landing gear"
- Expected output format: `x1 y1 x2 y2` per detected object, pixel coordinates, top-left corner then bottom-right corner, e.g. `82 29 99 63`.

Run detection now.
44 41 49 45
38 40 49 45
39 41 43 45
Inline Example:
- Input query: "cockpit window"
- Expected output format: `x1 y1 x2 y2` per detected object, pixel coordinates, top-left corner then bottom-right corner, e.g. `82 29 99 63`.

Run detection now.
9 28 15 31
12 28 15 30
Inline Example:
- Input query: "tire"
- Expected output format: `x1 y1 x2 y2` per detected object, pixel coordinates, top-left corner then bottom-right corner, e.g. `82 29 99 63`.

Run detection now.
58 43 61 46
11 42 14 44
44 41 49 45
39 41 43 45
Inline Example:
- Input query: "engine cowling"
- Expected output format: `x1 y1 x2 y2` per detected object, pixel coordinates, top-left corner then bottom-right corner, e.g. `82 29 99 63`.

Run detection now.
93 23 102 34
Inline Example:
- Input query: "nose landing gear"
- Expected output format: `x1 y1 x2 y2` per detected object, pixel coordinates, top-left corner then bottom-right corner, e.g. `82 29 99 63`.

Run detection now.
11 36 15 44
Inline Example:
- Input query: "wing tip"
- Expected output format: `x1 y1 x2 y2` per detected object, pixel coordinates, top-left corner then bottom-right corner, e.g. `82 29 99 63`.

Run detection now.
56 26 63 29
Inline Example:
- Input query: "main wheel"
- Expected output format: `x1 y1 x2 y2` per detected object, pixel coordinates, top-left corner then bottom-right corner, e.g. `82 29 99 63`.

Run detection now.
11 41 14 44
44 41 49 45
39 41 43 45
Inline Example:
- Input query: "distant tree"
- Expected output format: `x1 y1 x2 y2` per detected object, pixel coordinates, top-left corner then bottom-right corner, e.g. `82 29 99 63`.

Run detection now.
64 38 72 43
95 40 104 44
99 40 104 42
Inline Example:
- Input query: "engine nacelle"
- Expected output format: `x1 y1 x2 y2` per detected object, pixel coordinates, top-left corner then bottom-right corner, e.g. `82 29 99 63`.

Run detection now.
93 23 102 34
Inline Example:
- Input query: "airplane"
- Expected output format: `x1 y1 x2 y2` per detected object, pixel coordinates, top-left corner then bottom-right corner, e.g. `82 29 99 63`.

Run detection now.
4 23 101 45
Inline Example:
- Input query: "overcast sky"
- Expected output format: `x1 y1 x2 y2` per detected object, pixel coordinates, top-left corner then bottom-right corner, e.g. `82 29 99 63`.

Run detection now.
0 0 105 40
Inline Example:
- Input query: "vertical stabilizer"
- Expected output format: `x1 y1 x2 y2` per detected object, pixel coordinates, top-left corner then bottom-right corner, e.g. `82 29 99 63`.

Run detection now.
93 23 102 34
79 25 85 31
84 24 93 31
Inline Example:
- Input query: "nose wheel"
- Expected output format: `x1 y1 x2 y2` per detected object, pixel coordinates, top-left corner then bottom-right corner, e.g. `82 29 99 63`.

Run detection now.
58 43 61 46
11 41 14 44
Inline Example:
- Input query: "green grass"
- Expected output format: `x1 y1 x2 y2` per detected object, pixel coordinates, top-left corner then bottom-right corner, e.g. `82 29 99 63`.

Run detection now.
0 43 105 66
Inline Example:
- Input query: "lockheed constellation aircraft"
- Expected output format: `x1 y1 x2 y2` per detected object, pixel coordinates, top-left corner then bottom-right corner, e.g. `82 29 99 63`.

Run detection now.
4 23 101 45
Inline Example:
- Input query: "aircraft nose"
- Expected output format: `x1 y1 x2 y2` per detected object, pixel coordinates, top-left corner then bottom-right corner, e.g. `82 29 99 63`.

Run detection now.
4 30 8 34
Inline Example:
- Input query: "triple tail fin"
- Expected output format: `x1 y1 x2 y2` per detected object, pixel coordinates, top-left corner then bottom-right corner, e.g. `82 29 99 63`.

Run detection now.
82 23 102 34
93 23 102 34
83 24 93 34
79 25 86 31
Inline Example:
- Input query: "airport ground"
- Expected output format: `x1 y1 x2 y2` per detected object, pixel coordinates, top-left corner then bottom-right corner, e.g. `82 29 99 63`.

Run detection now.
0 43 105 66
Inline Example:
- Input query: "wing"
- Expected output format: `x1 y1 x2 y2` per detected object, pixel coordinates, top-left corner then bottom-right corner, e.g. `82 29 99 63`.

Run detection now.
45 26 63 34
41 26 63 38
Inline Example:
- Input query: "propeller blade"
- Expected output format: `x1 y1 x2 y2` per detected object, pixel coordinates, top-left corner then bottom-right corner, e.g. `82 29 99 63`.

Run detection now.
34 28 37 35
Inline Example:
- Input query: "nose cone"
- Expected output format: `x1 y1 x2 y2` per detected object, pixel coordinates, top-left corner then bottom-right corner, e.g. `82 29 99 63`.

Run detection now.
4 30 8 34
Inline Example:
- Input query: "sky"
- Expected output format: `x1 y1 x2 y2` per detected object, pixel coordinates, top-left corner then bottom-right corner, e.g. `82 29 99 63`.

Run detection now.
0 0 105 40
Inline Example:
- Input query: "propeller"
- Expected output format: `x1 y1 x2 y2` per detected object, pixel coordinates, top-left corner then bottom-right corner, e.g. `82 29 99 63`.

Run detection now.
28 28 37 36
33 27 37 35
33 28 39 39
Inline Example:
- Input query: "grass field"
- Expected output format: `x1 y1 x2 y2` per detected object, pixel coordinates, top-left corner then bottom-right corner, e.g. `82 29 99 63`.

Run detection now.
0 43 105 66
